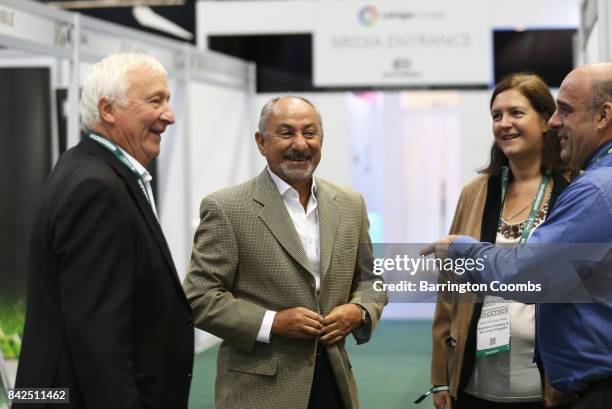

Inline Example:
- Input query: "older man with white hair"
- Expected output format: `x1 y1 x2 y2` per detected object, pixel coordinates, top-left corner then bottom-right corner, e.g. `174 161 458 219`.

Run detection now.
15 53 193 409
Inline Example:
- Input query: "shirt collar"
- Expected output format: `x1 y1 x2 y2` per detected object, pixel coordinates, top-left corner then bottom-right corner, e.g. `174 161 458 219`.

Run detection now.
266 166 317 198
584 139 612 170
116 145 152 182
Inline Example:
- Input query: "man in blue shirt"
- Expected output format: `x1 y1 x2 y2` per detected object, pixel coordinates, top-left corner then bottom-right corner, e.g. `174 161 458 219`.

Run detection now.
424 63 612 408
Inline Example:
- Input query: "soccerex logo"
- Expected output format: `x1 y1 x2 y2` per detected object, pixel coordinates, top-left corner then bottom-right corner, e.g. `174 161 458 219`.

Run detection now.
358 5 380 26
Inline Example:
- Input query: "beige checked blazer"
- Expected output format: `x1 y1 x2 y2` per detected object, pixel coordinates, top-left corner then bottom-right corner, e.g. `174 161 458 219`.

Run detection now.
183 170 387 409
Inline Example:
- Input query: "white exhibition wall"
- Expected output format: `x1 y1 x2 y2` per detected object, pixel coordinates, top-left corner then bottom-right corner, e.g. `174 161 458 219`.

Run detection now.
198 0 580 37
198 0 582 89
159 80 255 280
157 80 255 351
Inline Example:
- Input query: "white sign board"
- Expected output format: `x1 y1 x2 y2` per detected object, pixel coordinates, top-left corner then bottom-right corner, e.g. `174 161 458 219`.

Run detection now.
0 4 72 51
313 1 492 87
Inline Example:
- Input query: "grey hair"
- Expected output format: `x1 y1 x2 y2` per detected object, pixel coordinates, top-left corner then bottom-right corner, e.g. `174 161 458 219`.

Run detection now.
80 52 167 132
257 96 323 135
589 77 612 114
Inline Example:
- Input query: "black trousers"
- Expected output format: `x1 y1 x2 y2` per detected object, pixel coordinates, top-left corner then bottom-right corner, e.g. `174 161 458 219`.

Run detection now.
572 377 612 409
307 347 344 409
454 392 546 409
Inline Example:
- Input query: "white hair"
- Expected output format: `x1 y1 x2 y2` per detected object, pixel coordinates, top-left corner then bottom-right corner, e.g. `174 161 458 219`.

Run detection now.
80 52 167 131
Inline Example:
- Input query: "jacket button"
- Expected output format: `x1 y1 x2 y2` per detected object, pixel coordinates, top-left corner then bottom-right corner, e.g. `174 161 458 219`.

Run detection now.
187 373 193 379
187 316 193 327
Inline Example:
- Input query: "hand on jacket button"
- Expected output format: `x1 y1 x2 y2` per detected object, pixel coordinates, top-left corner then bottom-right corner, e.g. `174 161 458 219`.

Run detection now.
271 307 323 339
319 304 362 345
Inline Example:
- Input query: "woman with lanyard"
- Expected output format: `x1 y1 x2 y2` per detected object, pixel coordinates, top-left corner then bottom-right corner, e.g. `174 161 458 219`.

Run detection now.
429 74 576 409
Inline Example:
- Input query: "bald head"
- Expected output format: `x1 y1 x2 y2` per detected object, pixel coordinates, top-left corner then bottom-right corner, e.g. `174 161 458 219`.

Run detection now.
582 63 612 113
258 96 323 136
550 63 612 168
573 62 612 76
571 62 612 74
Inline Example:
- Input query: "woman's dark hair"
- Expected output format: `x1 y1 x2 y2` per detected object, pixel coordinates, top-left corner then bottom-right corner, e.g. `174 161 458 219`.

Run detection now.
480 73 567 175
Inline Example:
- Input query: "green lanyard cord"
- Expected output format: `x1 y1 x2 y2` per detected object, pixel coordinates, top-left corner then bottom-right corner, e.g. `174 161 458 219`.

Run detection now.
498 166 550 244
592 145 612 164
88 133 152 204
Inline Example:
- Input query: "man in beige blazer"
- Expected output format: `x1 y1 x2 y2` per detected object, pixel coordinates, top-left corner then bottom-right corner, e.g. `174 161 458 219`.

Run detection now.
183 96 386 409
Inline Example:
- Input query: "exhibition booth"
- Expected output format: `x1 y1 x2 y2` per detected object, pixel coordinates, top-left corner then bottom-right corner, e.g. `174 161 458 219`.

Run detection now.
0 0 611 400
0 0 256 371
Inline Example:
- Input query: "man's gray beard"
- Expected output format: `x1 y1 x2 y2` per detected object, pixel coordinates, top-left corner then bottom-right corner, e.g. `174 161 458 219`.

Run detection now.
276 161 315 180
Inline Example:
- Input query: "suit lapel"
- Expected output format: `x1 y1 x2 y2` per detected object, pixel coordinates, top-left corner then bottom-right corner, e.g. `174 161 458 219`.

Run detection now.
253 170 314 275
124 176 181 278
316 179 340 277
79 138 186 299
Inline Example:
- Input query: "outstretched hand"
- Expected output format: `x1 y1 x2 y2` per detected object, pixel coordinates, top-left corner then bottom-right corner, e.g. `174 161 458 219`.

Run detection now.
420 235 457 259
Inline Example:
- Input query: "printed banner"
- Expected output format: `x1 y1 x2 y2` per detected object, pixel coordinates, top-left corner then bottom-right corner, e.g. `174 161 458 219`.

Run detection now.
313 1 492 86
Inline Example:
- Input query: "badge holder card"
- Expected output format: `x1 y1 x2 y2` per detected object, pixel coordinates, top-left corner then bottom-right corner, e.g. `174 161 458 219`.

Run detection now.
476 299 511 358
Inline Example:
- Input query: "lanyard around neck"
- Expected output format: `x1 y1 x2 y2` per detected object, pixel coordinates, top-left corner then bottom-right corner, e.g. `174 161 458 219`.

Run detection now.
499 166 549 244
88 133 152 204
591 144 612 164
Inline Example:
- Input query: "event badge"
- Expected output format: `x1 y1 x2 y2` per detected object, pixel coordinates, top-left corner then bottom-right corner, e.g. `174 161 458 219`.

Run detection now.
475 297 510 358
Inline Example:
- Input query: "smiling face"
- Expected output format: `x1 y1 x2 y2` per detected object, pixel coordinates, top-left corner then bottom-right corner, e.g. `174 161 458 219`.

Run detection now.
255 98 322 186
549 69 600 169
105 67 175 166
491 88 549 163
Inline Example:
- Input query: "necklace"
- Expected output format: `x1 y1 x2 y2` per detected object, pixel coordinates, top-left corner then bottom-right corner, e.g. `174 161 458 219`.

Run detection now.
503 199 534 221
499 202 548 239
498 167 550 243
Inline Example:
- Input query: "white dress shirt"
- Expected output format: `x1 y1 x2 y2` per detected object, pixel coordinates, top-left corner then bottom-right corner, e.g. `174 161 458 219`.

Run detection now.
256 167 320 343
116 146 159 220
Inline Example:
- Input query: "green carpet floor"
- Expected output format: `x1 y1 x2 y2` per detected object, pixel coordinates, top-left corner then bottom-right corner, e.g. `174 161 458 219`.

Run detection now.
189 319 433 409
